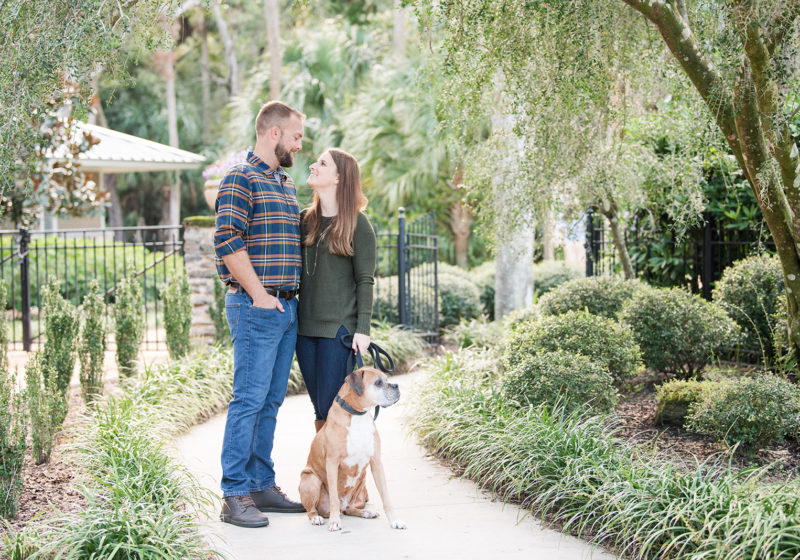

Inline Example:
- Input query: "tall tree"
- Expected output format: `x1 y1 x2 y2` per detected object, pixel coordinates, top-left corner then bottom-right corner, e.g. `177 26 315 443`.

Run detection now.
265 0 281 99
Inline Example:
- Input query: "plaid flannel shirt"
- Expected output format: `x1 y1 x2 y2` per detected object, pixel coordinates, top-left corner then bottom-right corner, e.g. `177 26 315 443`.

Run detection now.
214 152 301 291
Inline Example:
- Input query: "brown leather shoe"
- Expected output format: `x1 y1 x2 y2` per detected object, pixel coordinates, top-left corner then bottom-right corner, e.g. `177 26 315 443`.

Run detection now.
251 486 306 513
220 495 270 528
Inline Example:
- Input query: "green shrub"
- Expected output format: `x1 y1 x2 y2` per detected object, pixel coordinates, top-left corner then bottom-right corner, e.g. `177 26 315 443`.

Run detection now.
42 279 78 394
502 304 540 330
210 277 229 344
538 275 642 319
620 286 742 379
443 317 504 349
502 350 617 413
0 284 8 373
654 379 723 426
504 310 642 385
0 368 25 519
161 268 192 360
114 266 144 378
687 374 800 449
79 280 106 404
713 254 783 357
372 275 436 327
470 261 496 319
25 353 67 465
437 262 472 281
533 260 583 296
771 294 796 371
439 272 481 328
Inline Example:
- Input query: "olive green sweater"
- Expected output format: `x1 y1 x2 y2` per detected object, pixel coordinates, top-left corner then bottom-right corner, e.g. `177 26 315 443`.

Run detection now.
297 211 376 338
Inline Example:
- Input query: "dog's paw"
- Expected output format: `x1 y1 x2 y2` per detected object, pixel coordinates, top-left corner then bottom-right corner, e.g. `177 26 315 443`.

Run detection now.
390 519 407 530
328 520 341 532
310 515 325 526
361 509 379 519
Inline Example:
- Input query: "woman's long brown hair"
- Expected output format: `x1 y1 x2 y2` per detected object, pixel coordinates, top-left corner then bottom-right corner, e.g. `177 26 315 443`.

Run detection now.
303 148 367 256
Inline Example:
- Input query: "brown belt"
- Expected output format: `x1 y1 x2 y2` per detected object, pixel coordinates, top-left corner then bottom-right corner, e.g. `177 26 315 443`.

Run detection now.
228 282 297 299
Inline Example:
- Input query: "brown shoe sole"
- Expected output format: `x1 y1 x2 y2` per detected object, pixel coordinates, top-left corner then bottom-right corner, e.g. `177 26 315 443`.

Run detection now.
220 512 270 528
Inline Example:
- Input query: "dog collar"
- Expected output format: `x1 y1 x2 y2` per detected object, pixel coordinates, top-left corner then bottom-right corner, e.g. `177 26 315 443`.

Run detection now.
335 395 380 420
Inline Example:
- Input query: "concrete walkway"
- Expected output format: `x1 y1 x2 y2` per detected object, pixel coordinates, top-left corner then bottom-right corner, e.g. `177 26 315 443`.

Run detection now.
173 371 616 560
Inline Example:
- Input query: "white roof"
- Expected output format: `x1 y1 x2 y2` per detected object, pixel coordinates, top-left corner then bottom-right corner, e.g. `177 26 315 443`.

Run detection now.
70 122 206 173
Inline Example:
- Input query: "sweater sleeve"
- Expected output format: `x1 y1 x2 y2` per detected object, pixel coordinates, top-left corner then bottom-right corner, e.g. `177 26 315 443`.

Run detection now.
353 213 376 335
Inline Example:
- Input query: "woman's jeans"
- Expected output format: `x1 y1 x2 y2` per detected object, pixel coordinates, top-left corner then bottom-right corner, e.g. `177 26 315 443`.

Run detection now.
296 325 352 421
220 289 298 498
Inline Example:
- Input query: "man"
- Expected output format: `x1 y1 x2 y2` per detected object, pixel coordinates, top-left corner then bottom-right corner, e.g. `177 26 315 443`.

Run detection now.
214 100 306 528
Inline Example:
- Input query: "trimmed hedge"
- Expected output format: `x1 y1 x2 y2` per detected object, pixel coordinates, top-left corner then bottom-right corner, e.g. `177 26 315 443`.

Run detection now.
533 260 583 296
502 350 617 413
687 374 800 449
504 310 643 385
654 379 723 426
439 272 482 328
713 254 784 357
620 286 741 379
538 276 642 319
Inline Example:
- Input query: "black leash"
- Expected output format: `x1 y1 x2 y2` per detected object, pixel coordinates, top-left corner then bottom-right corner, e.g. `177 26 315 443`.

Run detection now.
337 334 396 420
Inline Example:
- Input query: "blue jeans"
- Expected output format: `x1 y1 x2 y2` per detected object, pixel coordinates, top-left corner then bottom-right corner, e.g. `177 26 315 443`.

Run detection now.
296 325 351 421
220 289 298 497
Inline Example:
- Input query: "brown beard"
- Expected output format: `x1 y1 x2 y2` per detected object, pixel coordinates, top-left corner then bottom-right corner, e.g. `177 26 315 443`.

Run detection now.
276 138 294 168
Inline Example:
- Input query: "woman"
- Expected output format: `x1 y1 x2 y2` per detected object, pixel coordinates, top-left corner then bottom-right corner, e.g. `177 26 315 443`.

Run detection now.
296 148 376 435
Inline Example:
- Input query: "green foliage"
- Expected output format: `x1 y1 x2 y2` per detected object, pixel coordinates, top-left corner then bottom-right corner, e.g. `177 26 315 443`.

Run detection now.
470 261 496 319
502 304 541 330
25 352 67 465
687 375 800 450
504 311 642 385
29 349 233 558
114 266 144 378
0 238 181 310
538 275 642 319
443 317 504 350
0 0 177 194
41 279 77 394
533 260 583 296
620 286 742 379
210 278 229 345
161 268 192 360
410 349 800 560
502 350 617 413
0 368 26 519
713 254 784 358
438 272 482 328
654 379 723 427
79 280 106 404
0 284 8 373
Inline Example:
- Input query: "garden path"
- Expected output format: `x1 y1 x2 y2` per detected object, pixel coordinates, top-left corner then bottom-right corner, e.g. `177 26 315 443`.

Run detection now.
174 370 617 560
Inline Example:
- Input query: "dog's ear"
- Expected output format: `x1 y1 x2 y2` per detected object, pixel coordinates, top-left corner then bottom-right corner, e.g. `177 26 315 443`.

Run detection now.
345 369 365 396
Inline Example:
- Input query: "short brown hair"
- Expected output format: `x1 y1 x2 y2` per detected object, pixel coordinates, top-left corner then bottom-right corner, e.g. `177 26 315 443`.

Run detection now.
255 101 306 137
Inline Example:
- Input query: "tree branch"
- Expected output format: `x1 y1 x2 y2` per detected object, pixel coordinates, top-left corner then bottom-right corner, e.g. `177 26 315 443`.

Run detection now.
620 0 742 164
766 0 800 55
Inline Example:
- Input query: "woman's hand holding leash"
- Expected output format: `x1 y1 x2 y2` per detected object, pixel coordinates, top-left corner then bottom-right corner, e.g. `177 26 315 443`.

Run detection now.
351 333 370 355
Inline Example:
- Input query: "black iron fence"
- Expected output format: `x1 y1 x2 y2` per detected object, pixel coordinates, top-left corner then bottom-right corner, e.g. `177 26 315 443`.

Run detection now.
1 225 183 351
585 209 775 298
374 209 439 340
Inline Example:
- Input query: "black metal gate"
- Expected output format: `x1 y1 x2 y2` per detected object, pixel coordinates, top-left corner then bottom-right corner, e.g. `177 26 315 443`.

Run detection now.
374 209 438 340
1 226 183 351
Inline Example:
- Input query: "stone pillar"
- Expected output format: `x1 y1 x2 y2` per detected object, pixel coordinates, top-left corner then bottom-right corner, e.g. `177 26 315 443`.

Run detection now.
182 217 217 345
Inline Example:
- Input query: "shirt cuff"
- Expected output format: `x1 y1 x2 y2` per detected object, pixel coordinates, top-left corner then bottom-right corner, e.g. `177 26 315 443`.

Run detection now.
214 235 246 257
355 314 371 336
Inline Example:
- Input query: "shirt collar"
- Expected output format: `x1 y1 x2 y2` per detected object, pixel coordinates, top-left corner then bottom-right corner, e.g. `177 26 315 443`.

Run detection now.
247 151 288 181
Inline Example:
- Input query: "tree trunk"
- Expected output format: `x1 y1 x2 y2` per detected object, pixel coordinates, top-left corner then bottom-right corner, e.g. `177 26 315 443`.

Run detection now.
264 0 280 99
211 0 239 97
600 204 634 279
541 203 555 260
199 13 210 140
104 174 124 241
393 0 406 61
449 200 473 269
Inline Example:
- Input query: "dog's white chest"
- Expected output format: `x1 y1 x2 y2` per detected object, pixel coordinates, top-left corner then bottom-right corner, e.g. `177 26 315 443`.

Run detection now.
343 414 375 469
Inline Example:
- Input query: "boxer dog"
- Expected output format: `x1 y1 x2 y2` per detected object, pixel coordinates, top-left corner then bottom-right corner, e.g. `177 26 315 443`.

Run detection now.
298 366 406 531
